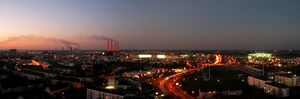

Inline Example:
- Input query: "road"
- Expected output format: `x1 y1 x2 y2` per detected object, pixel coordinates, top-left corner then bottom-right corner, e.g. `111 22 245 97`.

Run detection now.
158 64 224 99
159 69 196 99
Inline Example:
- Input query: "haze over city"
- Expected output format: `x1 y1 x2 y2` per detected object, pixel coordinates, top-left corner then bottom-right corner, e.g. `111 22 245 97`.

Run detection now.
2 1 300 99
1 0 300 50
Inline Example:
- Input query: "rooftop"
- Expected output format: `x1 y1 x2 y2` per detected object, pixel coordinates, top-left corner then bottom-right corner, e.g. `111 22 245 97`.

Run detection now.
275 74 297 78
265 82 289 88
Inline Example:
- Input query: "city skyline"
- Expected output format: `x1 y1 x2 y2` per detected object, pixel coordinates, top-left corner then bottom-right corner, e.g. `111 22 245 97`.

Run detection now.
1 0 300 50
2 1 300 98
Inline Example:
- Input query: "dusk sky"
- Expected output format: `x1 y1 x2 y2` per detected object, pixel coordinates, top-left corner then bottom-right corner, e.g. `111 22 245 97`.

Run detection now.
1 0 300 50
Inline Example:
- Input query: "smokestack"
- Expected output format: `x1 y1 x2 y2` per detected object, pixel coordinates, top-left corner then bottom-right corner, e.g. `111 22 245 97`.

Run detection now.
109 40 113 51
110 40 111 51
106 40 119 52
107 40 110 51
116 41 119 51
110 40 113 51
114 41 117 51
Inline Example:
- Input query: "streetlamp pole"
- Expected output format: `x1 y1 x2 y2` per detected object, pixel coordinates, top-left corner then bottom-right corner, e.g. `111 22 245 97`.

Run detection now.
262 65 265 77
208 65 211 80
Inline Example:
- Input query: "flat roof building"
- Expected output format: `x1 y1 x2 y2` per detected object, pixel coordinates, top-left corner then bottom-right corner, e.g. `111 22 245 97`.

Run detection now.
87 88 124 99
274 74 298 87
264 83 289 97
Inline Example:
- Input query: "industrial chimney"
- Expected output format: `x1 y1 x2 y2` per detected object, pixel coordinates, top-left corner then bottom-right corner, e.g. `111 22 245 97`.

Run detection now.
116 41 119 51
106 40 119 52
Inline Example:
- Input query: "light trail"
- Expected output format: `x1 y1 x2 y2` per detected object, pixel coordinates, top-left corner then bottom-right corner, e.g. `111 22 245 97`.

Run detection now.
214 55 222 64
159 69 195 99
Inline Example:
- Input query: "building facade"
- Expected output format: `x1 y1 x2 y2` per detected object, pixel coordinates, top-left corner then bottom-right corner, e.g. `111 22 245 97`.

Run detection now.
264 83 289 97
87 88 124 99
248 76 290 98
274 74 298 87
247 76 271 89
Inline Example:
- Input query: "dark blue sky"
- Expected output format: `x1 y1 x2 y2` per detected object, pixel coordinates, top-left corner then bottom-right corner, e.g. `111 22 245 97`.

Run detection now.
1 0 300 50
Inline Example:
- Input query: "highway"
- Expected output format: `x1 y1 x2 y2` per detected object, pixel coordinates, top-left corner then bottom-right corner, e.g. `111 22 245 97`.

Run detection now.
159 69 196 99
158 55 223 99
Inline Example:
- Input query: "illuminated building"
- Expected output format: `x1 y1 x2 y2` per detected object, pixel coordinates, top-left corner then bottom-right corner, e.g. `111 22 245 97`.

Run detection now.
156 55 166 59
264 83 289 97
247 76 271 89
87 89 124 99
180 54 189 58
248 53 272 58
248 53 272 64
248 76 290 97
274 74 298 87
138 54 152 58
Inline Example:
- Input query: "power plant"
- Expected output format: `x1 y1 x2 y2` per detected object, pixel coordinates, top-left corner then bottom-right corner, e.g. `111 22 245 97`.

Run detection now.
106 40 119 52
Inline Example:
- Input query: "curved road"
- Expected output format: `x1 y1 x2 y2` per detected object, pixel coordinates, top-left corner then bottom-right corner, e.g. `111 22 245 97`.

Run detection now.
159 69 197 99
158 56 222 99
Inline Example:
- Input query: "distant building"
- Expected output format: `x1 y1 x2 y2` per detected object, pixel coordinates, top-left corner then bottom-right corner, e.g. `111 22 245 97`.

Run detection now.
12 70 45 80
274 74 298 87
87 88 124 99
248 53 272 64
106 76 142 91
198 90 243 99
264 83 289 97
9 49 17 53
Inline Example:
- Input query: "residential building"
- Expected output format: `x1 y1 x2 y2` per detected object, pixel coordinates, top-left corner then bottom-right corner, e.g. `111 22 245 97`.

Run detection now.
274 74 298 87
264 83 289 97
86 88 124 99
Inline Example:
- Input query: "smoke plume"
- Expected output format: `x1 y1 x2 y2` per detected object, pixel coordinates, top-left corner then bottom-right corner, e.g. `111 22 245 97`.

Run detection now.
88 35 115 41
0 35 80 48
